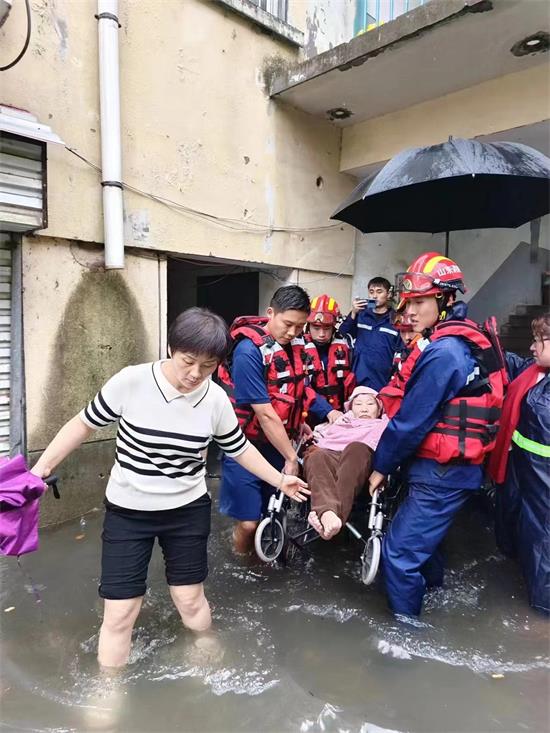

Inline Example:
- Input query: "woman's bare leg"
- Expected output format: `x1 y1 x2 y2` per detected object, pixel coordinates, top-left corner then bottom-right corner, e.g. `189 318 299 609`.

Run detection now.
97 597 143 668
170 583 211 632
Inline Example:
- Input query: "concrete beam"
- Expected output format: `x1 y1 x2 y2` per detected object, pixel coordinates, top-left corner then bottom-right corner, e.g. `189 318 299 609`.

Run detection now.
270 0 493 95
341 65 550 175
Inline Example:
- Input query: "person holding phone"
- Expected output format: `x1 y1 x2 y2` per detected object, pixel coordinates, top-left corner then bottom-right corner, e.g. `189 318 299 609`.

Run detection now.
340 277 401 391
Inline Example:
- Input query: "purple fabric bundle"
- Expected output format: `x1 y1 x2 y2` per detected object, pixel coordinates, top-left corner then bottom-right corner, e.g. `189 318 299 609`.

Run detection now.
0 454 46 556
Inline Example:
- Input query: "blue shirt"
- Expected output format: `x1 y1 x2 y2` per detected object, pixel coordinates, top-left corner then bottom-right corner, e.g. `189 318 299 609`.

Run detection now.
373 336 483 489
339 309 401 391
232 339 332 423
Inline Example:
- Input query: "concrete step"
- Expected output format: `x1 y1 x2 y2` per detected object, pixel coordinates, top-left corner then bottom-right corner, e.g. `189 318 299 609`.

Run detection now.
515 304 547 317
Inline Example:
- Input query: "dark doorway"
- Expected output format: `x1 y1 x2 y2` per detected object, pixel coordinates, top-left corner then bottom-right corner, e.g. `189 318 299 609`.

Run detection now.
167 258 260 328
197 271 259 326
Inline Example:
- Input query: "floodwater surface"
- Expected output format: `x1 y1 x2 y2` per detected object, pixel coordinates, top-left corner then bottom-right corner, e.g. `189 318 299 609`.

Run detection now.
1 480 549 733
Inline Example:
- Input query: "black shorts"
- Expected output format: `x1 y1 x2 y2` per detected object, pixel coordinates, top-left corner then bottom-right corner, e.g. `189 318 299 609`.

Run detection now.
99 493 211 600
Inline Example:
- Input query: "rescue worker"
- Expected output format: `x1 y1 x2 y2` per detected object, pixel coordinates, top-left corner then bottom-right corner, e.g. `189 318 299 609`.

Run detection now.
489 314 550 615
340 277 401 391
304 294 355 422
369 252 506 617
218 285 339 554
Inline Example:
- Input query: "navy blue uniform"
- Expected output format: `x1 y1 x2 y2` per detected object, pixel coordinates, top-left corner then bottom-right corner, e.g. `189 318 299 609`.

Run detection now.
373 335 483 617
340 309 400 391
495 355 549 615
219 339 332 521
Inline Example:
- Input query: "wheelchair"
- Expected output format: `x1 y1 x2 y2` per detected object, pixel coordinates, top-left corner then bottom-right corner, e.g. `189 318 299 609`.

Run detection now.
253 470 405 585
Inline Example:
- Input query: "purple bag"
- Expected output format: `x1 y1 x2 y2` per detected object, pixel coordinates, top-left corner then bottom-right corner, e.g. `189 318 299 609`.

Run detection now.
0 454 46 556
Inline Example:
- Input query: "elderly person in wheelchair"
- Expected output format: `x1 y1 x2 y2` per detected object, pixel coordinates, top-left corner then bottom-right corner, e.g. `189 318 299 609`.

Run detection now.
304 386 389 540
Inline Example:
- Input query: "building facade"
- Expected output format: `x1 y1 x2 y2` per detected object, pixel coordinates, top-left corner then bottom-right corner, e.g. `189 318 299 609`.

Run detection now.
1 0 548 523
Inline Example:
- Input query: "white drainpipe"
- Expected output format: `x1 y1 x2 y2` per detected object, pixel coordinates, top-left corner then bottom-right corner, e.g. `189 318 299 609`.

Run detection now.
96 0 124 269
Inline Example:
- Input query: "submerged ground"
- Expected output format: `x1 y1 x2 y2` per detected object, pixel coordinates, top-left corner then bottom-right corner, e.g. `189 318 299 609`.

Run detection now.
1 478 549 733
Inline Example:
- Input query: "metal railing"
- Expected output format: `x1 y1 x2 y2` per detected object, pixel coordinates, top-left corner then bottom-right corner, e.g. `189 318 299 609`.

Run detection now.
355 0 429 36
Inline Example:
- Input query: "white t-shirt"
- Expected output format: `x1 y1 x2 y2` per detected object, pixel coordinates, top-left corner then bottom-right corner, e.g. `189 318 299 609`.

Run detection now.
79 361 249 511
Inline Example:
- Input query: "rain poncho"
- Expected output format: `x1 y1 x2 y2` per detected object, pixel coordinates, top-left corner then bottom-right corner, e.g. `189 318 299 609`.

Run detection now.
0 455 46 556
494 365 550 615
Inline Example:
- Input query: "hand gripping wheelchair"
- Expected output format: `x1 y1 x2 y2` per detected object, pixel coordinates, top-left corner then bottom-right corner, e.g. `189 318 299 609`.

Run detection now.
253 465 405 586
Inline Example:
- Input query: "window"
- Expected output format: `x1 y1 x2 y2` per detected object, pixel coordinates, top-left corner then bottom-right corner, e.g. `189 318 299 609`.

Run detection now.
249 0 287 23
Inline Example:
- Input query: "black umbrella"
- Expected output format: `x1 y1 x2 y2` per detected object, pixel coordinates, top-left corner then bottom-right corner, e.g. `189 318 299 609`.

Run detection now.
331 137 550 254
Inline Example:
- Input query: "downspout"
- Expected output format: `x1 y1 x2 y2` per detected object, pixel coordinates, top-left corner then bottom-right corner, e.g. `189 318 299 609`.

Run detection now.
96 0 124 269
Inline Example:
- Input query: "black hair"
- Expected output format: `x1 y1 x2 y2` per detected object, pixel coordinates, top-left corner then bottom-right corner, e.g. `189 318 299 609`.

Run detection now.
167 307 231 362
368 276 392 292
270 285 310 314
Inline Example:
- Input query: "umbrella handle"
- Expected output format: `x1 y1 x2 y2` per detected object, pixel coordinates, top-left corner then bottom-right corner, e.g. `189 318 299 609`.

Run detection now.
44 474 60 499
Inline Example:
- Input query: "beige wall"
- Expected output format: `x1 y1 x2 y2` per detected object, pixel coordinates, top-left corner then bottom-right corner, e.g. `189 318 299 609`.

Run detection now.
341 65 550 174
1 0 355 275
23 237 164 452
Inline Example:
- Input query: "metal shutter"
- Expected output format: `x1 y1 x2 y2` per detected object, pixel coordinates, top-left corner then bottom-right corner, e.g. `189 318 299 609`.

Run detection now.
0 135 45 233
0 237 11 455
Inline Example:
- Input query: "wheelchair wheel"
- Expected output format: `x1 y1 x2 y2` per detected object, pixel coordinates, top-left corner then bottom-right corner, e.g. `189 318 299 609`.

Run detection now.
361 535 381 586
255 516 285 562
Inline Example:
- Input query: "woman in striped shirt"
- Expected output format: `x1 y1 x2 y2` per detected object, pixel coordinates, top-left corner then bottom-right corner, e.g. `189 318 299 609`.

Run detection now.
32 308 309 668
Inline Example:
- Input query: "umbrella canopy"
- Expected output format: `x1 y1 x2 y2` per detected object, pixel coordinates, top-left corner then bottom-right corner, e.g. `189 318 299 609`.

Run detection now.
331 138 550 234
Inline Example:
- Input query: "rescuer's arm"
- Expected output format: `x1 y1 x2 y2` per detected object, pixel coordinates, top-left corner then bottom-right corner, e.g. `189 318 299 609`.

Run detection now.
250 402 300 475
372 338 472 477
232 340 300 475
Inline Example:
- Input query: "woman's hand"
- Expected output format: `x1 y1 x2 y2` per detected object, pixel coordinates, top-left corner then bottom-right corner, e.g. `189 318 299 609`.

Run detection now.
279 475 310 502
327 410 343 424
368 470 386 496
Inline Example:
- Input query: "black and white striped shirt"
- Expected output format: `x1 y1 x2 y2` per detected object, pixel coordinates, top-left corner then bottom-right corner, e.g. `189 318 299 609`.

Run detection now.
79 361 249 510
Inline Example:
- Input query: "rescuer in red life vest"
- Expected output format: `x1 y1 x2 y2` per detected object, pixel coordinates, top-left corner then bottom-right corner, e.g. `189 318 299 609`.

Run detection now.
218 285 339 554
369 252 506 617
304 294 355 423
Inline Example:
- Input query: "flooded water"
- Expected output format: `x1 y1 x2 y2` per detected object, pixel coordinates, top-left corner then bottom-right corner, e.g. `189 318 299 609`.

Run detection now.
1 478 549 733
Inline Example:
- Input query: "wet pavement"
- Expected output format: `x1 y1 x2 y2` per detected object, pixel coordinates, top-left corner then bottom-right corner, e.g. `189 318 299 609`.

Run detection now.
1 478 549 733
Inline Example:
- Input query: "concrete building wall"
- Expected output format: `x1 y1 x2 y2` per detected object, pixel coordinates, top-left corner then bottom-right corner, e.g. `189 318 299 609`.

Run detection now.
341 65 550 175
22 237 166 525
353 215 550 326
1 0 355 274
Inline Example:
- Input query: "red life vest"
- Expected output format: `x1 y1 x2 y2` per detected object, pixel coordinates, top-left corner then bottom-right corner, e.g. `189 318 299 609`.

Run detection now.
379 318 507 464
303 333 356 411
218 316 314 442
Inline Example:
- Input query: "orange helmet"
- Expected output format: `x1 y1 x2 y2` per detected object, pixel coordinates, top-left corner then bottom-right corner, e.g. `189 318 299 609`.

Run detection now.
396 252 466 310
307 294 341 325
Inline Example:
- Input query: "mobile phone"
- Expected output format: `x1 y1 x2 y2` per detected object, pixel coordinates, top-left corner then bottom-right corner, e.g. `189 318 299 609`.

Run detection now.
355 297 376 310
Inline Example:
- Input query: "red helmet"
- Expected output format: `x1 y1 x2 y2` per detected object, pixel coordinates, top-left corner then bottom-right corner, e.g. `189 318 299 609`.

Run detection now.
396 252 466 310
307 294 341 325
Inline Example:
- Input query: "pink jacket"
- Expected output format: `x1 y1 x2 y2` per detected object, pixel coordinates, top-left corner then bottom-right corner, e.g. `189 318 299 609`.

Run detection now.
313 411 389 453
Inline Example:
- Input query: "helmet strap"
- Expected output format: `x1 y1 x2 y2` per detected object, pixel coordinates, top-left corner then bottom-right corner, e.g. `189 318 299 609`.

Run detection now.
436 292 451 321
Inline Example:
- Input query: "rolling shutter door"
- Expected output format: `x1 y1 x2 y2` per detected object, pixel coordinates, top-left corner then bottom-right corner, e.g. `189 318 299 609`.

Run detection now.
0 136 45 233
0 238 11 455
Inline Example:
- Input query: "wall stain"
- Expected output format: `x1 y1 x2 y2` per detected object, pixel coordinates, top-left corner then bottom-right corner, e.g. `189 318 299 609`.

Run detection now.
31 270 148 450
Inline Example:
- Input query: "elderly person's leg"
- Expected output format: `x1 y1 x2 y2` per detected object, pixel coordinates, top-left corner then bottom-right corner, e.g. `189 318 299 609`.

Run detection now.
335 442 373 524
304 448 342 538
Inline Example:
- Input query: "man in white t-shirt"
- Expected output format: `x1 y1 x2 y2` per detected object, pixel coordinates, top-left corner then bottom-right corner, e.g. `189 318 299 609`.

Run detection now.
32 307 309 668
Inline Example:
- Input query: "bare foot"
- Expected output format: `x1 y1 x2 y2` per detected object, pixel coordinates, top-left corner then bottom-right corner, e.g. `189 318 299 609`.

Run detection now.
308 510 324 535
320 510 342 540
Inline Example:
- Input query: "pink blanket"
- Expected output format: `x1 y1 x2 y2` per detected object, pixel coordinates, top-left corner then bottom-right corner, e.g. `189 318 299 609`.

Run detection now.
313 411 389 453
